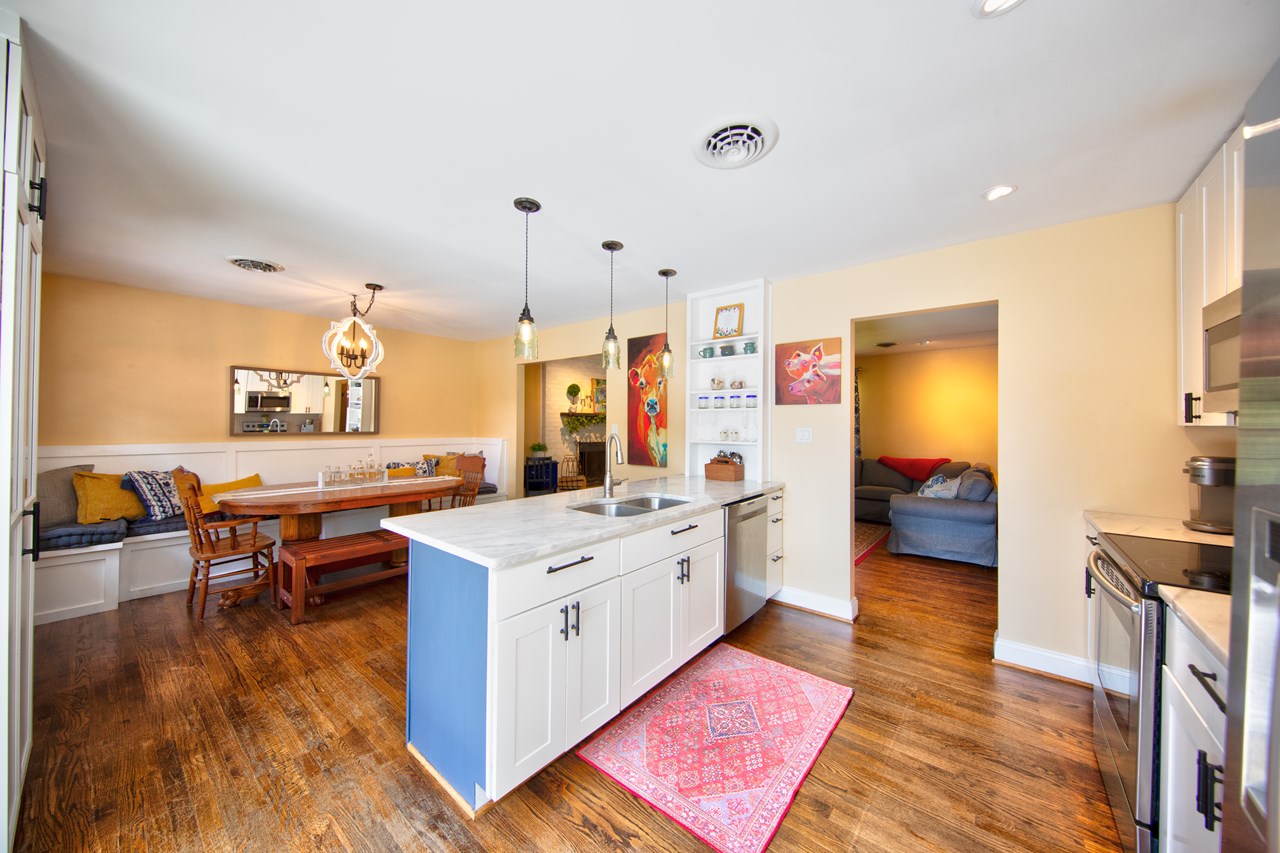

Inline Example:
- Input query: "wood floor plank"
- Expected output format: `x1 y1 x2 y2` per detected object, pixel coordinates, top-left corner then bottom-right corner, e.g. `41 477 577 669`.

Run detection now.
17 548 1121 852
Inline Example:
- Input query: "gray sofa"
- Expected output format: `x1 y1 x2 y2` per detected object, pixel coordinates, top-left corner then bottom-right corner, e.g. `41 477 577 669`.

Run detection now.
853 458 972 524
887 467 998 567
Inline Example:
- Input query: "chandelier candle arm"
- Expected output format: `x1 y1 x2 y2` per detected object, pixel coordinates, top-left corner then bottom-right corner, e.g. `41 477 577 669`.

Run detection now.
322 282 385 381
602 240 623 371
514 197 541 360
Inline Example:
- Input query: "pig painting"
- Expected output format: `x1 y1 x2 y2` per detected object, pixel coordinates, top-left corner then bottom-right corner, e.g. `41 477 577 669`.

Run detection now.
627 333 668 466
775 337 842 405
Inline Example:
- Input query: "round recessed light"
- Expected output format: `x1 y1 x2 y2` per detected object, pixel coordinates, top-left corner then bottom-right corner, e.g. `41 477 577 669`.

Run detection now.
972 0 1026 18
225 256 285 273
982 185 1017 202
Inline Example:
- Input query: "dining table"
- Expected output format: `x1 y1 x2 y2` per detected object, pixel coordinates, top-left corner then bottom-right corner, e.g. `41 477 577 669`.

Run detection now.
212 475 462 605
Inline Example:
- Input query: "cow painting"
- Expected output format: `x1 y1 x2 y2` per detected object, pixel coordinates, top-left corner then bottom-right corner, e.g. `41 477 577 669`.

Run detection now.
775 337 842 405
627 333 668 466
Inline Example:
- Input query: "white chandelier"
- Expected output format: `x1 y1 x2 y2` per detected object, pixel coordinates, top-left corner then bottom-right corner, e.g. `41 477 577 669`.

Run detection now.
322 283 386 381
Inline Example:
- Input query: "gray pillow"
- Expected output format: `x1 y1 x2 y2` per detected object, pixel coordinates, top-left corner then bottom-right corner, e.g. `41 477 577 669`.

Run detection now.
957 469 995 502
36 464 94 529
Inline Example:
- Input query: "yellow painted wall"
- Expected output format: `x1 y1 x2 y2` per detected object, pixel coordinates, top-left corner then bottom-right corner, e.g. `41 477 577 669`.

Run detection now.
857 346 998 473
475 303 686 502
39 275 478 445
771 206 1235 661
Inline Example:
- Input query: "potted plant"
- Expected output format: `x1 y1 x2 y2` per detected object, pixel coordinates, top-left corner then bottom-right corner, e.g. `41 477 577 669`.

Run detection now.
529 442 549 458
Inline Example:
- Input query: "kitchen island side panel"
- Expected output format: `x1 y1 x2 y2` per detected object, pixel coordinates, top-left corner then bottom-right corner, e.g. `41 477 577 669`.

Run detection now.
407 541 489 808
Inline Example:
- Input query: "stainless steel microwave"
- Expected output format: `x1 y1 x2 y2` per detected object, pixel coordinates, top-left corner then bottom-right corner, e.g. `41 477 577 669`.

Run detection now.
246 391 291 412
1203 288 1242 413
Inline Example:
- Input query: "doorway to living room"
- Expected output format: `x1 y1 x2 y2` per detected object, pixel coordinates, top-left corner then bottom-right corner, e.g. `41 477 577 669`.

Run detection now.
850 302 999 612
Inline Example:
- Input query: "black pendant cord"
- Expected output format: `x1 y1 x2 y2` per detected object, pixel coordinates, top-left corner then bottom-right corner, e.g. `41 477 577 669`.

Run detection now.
609 251 615 332
523 209 531 313
664 276 669 338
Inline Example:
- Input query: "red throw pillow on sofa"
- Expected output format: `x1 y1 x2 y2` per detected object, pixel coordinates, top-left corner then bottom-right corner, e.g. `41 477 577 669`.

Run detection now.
878 456 951 482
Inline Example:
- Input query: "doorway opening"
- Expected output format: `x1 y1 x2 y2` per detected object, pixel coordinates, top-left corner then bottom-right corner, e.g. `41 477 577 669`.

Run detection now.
519 355 607 497
850 302 999 615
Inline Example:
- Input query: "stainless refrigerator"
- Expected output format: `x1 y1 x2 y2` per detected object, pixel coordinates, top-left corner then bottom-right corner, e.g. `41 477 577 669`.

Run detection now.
1224 54 1280 853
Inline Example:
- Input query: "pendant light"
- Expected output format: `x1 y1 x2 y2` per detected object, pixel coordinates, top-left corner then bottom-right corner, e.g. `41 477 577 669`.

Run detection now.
321 283 386 381
657 268 676 380
601 240 623 370
513 197 541 359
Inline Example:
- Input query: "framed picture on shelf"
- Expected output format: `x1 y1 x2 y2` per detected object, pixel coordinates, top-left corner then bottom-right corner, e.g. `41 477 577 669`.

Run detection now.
591 377 606 413
713 303 744 339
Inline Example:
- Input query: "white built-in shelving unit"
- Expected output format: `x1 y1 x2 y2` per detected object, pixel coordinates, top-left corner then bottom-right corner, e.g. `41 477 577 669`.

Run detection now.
685 279 771 482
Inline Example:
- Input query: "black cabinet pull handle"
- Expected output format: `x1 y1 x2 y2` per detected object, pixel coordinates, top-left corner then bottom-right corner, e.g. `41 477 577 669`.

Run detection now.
1184 391 1202 423
28 177 47 220
1189 664 1227 713
547 555 594 574
683 556 691 582
770 517 782 524
560 605 569 641
770 494 783 501
1086 535 1099 546
571 601 580 637
671 524 698 536
1196 749 1224 831
771 554 783 562
21 502 39 561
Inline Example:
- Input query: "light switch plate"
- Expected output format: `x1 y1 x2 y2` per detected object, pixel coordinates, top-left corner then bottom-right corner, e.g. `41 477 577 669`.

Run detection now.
796 427 813 443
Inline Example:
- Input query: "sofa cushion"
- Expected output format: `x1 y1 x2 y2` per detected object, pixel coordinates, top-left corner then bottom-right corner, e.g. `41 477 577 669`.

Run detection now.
387 459 437 478
73 472 147 524
37 464 93 529
919 475 961 499
38 518 128 551
957 469 995 502
858 459 915 493
890 493 998 524
122 470 184 520
858 484 908 503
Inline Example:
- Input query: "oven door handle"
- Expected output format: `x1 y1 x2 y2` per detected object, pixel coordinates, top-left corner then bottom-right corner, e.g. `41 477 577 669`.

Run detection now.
1087 549 1140 614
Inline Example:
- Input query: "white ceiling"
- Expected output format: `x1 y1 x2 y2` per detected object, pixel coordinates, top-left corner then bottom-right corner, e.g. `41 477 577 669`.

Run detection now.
854 303 998 357
12 1 1280 341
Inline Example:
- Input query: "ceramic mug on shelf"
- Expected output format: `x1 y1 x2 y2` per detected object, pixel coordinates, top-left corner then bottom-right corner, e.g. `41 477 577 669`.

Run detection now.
699 346 715 358
719 343 735 357
743 341 757 354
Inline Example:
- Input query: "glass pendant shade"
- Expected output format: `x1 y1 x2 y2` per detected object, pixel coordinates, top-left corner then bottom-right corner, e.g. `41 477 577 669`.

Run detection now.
321 314 384 381
602 326 621 371
514 304 538 359
659 342 674 380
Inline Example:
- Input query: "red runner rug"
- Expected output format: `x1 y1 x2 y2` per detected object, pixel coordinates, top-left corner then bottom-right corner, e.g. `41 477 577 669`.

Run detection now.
578 644 852 853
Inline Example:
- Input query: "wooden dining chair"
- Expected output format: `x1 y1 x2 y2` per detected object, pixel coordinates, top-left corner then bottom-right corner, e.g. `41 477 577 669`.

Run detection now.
173 467 277 620
450 454 486 509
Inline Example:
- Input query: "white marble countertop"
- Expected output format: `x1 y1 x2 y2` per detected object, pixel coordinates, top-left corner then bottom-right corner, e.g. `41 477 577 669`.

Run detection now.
1160 587 1232 664
382 475 783 570
1085 509 1233 664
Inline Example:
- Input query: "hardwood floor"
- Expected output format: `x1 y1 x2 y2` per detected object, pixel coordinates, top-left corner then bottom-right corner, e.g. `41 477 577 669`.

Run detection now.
17 549 1121 852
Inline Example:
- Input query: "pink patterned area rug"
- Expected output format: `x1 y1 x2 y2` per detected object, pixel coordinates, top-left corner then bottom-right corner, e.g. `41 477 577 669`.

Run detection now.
578 644 852 853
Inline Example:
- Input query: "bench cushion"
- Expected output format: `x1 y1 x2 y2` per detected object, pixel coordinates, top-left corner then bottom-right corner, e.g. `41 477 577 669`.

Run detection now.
125 516 189 537
38 518 128 551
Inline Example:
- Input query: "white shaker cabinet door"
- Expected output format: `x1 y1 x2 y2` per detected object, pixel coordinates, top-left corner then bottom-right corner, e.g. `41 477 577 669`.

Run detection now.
1160 668 1224 853
564 579 621 746
681 538 725 662
493 598 568 799
620 557 680 708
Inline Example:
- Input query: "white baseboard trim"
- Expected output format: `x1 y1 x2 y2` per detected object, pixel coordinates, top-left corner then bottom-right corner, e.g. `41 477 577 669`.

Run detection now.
993 632 1092 683
770 586 855 622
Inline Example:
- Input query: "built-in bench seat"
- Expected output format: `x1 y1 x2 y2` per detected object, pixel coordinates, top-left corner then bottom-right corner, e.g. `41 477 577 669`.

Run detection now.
34 436 509 625
277 529 408 625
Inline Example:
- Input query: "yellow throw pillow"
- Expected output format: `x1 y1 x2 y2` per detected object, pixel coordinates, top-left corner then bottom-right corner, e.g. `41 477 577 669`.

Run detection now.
198 473 264 515
73 472 147 524
423 453 460 478
388 466 417 479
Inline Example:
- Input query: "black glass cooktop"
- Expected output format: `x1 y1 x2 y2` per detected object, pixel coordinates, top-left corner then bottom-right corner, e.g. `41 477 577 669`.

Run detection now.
1098 532 1233 596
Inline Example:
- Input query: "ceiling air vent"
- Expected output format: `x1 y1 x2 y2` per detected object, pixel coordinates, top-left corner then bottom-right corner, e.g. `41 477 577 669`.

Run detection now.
225 256 285 273
694 116 780 169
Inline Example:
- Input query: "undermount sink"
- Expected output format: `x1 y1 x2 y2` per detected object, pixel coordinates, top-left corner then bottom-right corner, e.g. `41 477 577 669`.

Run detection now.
570 493 693 517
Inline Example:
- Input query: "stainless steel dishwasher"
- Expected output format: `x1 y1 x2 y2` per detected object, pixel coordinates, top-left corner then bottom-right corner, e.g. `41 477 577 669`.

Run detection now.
725 495 769 632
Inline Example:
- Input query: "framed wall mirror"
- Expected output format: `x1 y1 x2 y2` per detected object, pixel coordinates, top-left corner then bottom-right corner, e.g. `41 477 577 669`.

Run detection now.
229 366 381 435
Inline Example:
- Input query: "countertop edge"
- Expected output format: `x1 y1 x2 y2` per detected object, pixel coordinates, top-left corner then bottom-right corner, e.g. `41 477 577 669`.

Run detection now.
1159 586 1231 665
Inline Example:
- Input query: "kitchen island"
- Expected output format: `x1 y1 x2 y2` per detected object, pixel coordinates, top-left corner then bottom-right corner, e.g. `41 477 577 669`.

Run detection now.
382 475 782 815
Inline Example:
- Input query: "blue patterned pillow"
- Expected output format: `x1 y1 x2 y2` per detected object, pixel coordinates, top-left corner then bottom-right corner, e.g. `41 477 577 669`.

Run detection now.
918 474 960 499
385 459 437 476
122 470 183 520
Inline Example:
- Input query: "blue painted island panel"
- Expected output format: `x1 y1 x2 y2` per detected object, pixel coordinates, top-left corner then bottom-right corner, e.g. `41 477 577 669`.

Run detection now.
406 541 489 808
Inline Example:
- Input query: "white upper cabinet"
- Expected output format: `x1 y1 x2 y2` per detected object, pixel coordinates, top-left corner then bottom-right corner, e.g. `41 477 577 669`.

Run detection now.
1176 123 1243 426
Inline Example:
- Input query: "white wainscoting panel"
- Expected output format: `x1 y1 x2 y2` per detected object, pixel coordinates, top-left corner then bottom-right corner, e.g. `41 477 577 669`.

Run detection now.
34 545 121 625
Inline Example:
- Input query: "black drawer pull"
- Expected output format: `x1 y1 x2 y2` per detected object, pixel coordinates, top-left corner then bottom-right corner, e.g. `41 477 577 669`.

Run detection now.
770 517 782 524
1189 664 1227 713
770 554 783 562
671 524 698 536
770 494 783 501
547 555 594 574
1086 535 1099 546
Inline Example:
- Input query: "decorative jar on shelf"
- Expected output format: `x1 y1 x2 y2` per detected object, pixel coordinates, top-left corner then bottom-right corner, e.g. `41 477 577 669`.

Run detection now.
697 395 709 409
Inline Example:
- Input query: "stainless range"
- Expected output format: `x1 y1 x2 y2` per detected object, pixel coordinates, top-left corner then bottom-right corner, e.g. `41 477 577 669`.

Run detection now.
1085 532 1232 852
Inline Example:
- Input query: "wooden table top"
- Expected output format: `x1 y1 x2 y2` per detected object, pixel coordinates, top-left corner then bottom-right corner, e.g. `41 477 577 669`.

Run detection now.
215 476 462 516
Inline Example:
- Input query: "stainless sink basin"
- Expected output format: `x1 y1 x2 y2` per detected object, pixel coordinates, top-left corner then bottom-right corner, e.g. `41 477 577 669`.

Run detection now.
569 493 692 516
572 501 652 517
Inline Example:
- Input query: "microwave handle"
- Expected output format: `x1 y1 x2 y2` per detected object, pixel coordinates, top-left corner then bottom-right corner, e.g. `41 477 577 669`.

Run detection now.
1087 549 1140 614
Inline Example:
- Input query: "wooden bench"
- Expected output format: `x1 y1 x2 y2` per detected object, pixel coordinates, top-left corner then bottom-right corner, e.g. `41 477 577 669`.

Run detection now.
277 529 408 625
